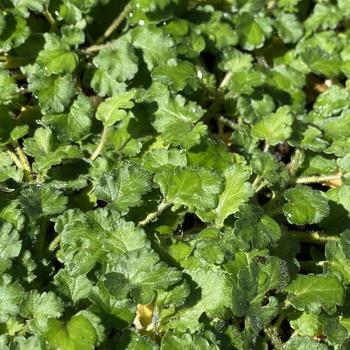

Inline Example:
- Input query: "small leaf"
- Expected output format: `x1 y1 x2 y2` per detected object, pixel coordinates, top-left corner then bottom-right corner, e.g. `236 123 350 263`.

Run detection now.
46 315 97 350
283 186 330 225
252 106 293 145
95 90 135 127
286 274 344 314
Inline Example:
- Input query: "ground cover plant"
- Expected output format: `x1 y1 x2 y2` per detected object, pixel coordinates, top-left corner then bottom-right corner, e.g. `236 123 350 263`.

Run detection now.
1 0 350 348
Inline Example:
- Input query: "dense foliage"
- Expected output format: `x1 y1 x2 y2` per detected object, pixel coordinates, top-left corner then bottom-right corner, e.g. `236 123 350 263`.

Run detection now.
1 0 350 348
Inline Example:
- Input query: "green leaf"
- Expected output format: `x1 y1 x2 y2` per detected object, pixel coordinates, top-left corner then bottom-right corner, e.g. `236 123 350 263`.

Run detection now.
111 248 182 304
325 230 350 284
289 313 320 337
0 68 18 104
228 252 288 333
42 94 94 142
0 150 23 182
312 85 349 118
304 3 342 32
54 269 92 303
286 274 344 314
155 166 222 214
23 127 82 172
0 282 24 323
251 151 290 187
237 13 272 50
152 61 198 92
283 186 330 225
95 161 152 214
252 106 293 145
142 148 187 172
93 37 138 83
0 12 30 52
37 34 78 75
214 164 253 227
133 25 175 70
20 291 63 332
115 330 158 349
45 315 97 350
57 210 147 275
300 47 341 78
22 64 75 114
10 0 48 17
167 266 231 332
91 69 126 97
198 164 253 226
20 185 68 219
153 94 207 149
161 332 219 350
219 48 253 73
234 205 282 249
284 336 329 350
275 13 303 44
0 223 22 273
95 90 135 127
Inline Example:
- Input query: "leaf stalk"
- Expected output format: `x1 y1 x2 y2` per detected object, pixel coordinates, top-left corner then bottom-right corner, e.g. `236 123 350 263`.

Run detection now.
295 174 342 186
96 2 132 45
90 126 108 161
289 230 339 245
138 200 170 227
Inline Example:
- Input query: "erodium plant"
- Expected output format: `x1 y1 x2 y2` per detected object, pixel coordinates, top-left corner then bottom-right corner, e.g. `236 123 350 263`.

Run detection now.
1 0 350 348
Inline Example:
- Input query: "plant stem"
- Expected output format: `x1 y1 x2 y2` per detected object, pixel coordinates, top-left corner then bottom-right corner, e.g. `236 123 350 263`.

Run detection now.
138 200 170 227
264 327 283 350
96 2 132 44
288 149 302 176
49 233 61 252
7 150 22 169
219 71 233 90
13 145 33 182
43 6 57 32
255 180 268 193
217 116 238 130
82 42 115 53
274 309 289 330
252 175 262 188
289 230 339 245
202 68 235 123
0 186 15 193
295 174 342 185
90 126 108 161
263 141 270 152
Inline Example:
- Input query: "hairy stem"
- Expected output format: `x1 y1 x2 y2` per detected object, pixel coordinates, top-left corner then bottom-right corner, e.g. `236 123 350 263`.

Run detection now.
296 174 342 185
138 200 170 227
83 42 115 53
219 71 233 90
289 230 339 245
96 2 132 44
13 145 33 182
264 327 283 350
49 233 61 252
43 6 57 32
255 180 268 193
7 150 23 169
90 126 108 161
288 149 302 176
217 116 238 130
263 141 270 152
